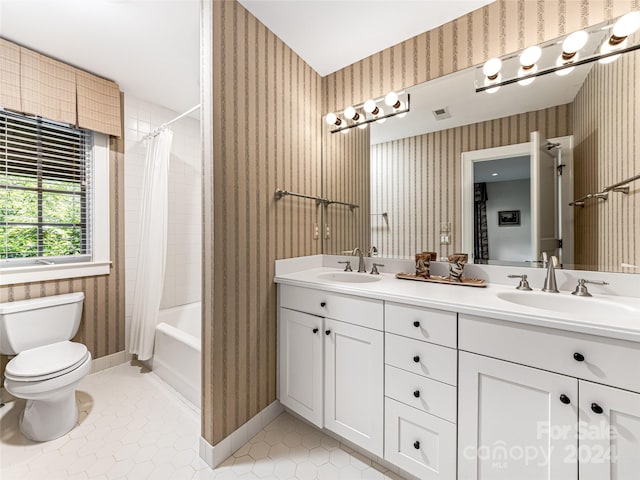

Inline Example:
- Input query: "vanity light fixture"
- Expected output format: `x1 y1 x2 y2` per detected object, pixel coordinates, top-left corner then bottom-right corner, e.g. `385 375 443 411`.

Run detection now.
325 92 409 133
475 12 640 93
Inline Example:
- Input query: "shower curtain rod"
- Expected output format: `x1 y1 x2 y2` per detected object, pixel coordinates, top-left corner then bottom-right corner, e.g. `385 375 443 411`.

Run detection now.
145 104 201 139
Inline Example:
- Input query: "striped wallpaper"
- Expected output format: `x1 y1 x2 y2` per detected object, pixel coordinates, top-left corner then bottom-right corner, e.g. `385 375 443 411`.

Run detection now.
0 118 126 385
370 104 573 259
573 47 640 272
203 0 639 447
205 0 323 444
323 125 371 255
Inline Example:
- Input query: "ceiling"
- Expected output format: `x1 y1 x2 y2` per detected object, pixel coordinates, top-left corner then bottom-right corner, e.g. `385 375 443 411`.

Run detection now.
0 0 493 115
0 0 200 115
474 156 531 183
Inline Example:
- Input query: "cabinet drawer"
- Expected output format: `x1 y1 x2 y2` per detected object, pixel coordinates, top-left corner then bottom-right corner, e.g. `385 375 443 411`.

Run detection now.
385 302 456 348
385 365 456 423
385 398 456 480
460 314 640 393
385 333 457 386
280 284 383 330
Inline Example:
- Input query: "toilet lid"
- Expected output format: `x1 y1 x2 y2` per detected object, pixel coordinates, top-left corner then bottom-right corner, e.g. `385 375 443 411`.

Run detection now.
5 341 89 382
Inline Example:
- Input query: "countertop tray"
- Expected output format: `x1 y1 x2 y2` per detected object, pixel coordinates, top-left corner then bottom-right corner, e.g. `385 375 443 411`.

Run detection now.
396 272 487 287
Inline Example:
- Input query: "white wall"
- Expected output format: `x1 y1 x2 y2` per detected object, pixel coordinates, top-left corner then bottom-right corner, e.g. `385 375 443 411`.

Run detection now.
124 94 201 326
486 179 532 262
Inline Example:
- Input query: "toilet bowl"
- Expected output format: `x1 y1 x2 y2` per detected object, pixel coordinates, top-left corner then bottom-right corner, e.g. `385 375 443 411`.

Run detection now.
4 341 92 441
0 292 90 441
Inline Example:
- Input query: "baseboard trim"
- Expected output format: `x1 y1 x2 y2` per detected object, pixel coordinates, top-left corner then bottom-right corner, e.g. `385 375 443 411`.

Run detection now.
91 350 132 374
199 400 284 469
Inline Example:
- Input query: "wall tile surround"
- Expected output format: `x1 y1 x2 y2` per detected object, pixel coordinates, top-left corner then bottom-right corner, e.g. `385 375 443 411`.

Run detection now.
123 94 202 340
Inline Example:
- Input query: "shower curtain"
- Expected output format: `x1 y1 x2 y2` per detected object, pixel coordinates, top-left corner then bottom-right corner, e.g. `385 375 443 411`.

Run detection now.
128 128 174 361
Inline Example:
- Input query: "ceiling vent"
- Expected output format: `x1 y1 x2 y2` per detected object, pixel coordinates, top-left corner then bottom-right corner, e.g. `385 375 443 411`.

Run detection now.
432 106 451 120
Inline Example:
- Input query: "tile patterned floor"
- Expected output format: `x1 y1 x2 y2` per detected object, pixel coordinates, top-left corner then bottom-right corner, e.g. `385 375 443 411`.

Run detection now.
1 363 407 480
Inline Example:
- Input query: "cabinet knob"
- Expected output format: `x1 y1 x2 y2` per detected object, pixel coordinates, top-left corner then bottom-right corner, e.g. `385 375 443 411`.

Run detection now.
591 403 604 414
413 441 420 450
559 394 571 405
413 355 420 363
573 352 585 362
413 320 420 328
320 302 327 307
312 328 319 334
413 390 420 398
325 330 331 336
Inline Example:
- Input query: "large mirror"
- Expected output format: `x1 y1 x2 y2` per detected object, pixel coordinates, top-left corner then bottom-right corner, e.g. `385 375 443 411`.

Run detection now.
323 19 639 274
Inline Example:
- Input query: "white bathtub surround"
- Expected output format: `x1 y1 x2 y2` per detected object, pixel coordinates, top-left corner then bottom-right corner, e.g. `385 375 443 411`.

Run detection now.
153 302 201 408
129 128 174 361
199 400 283 469
124 94 201 343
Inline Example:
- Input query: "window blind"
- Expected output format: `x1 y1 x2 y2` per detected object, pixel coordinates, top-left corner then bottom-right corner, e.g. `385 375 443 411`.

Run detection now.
0 109 93 265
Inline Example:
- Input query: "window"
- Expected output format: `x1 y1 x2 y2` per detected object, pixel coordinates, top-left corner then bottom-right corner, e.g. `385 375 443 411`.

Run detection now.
1 110 109 284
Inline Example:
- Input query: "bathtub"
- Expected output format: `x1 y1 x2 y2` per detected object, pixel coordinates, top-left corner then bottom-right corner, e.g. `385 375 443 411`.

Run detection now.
153 302 201 409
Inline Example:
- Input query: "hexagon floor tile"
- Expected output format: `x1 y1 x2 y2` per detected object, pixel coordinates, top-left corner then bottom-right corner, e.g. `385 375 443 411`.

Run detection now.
1 363 408 479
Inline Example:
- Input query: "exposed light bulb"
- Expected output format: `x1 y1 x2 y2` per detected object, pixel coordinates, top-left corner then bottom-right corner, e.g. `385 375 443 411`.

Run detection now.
363 99 379 115
519 45 542 68
482 57 502 79
612 11 640 39
325 112 341 126
518 64 538 86
344 106 359 121
358 123 368 129
562 30 588 59
341 128 350 134
384 91 400 108
555 55 575 76
396 101 407 118
483 74 501 93
599 37 627 63
376 107 386 124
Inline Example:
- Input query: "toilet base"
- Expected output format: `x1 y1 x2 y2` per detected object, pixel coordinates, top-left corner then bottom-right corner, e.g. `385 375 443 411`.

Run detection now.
20 390 79 442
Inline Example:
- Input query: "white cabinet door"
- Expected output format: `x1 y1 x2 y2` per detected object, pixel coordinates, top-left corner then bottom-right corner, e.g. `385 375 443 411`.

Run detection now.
459 352 578 480
278 307 323 428
579 381 640 480
324 318 384 457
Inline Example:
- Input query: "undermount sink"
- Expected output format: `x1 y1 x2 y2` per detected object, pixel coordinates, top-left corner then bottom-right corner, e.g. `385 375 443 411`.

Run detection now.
316 272 382 284
496 291 638 319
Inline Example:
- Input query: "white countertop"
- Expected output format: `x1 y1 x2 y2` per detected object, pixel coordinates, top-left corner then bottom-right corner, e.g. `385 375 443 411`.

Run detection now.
275 267 640 343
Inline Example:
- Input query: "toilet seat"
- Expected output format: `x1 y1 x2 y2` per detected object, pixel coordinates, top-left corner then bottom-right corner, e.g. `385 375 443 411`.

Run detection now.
5 341 90 382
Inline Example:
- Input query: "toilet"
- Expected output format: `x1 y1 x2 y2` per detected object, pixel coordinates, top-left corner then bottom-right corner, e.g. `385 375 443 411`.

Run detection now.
0 292 91 442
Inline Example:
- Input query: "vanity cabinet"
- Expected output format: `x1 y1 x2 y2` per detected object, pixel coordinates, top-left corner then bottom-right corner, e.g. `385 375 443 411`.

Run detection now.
458 352 578 480
384 303 458 480
459 314 640 480
279 307 324 427
278 285 384 456
578 381 640 480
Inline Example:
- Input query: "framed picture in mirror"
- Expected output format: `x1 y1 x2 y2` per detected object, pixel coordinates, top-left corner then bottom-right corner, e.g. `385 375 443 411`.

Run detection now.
498 211 520 227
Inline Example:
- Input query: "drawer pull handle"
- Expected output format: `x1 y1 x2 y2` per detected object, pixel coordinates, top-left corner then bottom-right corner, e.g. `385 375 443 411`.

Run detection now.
413 321 420 328
325 330 331 336
413 355 420 363
413 390 420 398
559 394 571 405
312 328 319 334
573 352 585 362
413 441 420 450
320 302 327 307
591 403 604 414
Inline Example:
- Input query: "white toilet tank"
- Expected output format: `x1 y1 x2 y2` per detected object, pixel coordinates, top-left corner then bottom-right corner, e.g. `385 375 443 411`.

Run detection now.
0 292 85 355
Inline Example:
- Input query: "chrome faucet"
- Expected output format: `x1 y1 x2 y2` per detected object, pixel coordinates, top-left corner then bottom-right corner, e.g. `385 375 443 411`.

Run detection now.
352 247 366 273
368 246 378 257
542 255 559 293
